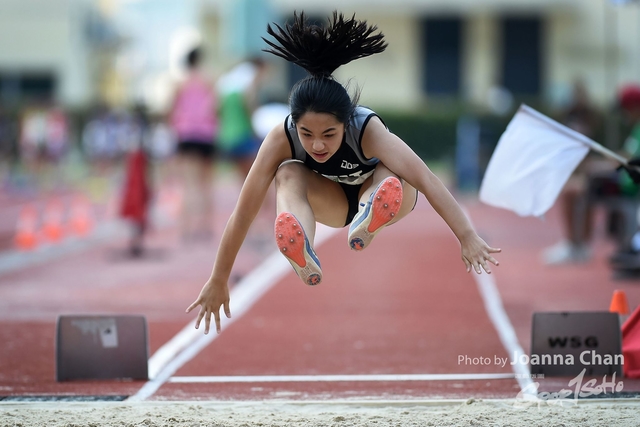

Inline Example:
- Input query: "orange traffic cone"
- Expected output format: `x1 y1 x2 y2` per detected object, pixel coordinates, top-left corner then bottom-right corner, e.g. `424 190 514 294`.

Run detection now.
14 204 39 251
41 199 65 243
610 290 630 316
68 196 94 237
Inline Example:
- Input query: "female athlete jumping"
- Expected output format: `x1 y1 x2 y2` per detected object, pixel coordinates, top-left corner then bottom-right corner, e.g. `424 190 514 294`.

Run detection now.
187 11 501 334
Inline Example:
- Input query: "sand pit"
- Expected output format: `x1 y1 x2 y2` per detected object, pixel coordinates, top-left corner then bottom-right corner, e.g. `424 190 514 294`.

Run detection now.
2 398 640 426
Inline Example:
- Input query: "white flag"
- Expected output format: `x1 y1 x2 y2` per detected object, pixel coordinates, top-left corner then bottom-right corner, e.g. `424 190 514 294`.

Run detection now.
479 105 591 217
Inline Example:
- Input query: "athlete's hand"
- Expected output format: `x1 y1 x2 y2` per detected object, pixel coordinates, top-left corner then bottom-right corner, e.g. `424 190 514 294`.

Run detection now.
460 233 501 274
186 278 231 334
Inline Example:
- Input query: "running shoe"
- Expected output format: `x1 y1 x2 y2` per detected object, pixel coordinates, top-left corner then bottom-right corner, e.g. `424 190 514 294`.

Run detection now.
275 212 322 286
348 176 403 251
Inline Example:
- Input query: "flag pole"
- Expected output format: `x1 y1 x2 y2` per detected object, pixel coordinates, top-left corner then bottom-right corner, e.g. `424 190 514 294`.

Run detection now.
582 139 631 166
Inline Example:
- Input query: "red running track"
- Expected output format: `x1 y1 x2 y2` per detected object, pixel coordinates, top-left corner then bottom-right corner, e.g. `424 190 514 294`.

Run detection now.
1 181 640 402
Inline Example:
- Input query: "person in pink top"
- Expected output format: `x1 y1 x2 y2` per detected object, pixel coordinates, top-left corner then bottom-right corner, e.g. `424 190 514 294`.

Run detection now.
170 47 219 241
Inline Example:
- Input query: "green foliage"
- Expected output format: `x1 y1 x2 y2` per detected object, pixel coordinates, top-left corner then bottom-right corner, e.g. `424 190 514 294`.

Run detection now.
376 108 512 162
376 110 459 161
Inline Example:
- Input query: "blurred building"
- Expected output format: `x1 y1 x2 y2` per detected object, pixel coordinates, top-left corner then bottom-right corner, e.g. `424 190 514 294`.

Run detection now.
0 0 121 110
199 0 640 112
0 0 638 114
261 0 640 110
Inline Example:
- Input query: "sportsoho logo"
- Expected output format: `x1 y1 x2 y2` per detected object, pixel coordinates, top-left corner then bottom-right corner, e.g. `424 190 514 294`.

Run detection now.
514 368 624 405
341 160 359 170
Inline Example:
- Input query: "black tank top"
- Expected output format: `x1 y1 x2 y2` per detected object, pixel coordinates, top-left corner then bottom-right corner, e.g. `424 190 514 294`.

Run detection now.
284 106 383 185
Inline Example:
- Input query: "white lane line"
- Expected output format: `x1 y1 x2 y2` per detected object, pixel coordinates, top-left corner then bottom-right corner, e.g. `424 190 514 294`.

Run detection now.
128 224 340 402
472 272 533 391
464 207 534 394
169 373 516 383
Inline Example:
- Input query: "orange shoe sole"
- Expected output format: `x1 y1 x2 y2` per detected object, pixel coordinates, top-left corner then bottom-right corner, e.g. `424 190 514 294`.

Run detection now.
348 177 403 251
275 212 322 286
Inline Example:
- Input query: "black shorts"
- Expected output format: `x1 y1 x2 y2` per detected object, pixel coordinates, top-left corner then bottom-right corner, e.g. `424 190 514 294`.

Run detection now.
177 140 216 160
340 183 364 227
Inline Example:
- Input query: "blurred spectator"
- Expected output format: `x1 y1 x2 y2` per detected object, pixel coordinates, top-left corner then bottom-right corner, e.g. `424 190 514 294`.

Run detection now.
542 80 602 265
144 117 176 161
18 100 70 191
82 105 142 174
169 47 219 241
143 115 177 197
609 84 640 263
82 105 122 171
617 84 640 191
119 104 152 257
0 106 18 184
216 57 268 178
19 102 47 177
543 83 640 266
44 103 69 163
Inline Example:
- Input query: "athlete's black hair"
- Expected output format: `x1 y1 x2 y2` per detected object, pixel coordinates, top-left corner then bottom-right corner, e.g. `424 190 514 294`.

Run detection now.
262 11 387 124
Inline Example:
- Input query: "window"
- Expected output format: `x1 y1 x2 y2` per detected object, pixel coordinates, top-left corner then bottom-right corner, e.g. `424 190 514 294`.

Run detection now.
20 74 56 100
0 72 55 104
422 18 462 96
501 17 542 96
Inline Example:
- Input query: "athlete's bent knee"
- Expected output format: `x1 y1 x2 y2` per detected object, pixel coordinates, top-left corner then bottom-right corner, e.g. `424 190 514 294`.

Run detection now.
275 160 307 187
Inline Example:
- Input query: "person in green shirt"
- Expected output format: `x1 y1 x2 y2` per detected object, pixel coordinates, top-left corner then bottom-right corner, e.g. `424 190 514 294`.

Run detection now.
617 85 640 195
216 57 269 179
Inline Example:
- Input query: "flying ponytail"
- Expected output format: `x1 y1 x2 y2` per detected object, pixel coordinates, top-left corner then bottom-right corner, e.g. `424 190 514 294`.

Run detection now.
262 11 388 123
263 11 387 78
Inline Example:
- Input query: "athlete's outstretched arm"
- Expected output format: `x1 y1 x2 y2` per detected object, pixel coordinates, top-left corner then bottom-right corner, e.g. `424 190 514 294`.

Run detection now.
186 123 291 334
361 117 501 274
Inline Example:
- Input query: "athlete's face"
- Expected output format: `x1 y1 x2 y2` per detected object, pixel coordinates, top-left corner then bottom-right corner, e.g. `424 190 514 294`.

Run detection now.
296 112 345 163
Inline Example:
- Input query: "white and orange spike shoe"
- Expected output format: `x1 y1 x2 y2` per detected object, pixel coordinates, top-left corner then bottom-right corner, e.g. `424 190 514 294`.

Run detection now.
275 212 322 286
348 176 403 251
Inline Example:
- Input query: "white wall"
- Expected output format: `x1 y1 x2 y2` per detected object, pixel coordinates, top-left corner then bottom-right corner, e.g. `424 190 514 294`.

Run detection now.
335 14 423 110
0 0 96 107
